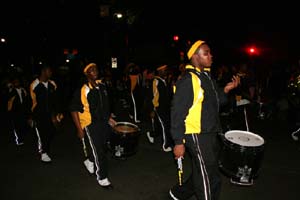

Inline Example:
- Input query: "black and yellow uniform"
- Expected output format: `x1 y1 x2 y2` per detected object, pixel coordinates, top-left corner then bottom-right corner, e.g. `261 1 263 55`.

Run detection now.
7 86 30 145
170 65 227 200
128 70 143 123
151 75 173 150
30 78 60 155
69 80 111 181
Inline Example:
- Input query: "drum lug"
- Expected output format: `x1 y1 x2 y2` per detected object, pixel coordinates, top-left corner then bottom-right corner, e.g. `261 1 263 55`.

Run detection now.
231 165 254 186
115 145 124 157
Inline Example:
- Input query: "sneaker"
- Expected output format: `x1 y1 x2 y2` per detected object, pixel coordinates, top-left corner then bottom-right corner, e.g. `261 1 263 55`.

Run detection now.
17 142 24 146
98 178 113 189
41 153 52 162
169 189 179 200
146 131 154 144
291 128 300 141
163 146 172 152
292 133 299 141
83 159 94 174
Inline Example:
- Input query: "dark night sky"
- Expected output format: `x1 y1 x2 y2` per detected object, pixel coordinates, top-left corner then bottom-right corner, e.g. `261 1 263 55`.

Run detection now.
1 0 299 65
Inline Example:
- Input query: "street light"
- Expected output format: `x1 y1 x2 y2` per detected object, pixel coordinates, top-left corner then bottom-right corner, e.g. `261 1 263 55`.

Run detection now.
114 13 123 19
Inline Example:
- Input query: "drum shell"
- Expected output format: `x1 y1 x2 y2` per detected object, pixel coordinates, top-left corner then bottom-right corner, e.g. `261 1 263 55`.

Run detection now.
110 122 140 157
218 131 265 180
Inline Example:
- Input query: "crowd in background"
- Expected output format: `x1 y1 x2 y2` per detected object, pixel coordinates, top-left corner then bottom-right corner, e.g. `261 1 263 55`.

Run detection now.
1 57 300 141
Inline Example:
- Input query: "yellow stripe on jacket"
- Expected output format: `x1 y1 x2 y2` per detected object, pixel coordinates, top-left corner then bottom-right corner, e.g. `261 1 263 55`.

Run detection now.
129 75 138 92
7 96 16 111
79 85 92 129
152 78 159 109
184 72 204 134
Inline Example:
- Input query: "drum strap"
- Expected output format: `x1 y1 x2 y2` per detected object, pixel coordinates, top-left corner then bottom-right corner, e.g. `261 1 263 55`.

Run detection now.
191 134 211 200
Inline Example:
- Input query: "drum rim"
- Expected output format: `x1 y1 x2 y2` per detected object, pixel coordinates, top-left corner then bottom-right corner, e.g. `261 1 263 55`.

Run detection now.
224 130 265 146
113 121 140 135
115 121 139 128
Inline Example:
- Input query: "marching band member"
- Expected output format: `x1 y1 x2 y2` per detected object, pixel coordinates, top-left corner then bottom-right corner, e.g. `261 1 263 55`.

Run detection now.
169 40 240 200
69 63 116 189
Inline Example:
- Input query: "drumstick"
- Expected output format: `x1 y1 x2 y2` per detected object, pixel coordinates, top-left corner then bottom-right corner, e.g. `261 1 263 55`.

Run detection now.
81 138 88 158
177 157 183 186
243 106 249 132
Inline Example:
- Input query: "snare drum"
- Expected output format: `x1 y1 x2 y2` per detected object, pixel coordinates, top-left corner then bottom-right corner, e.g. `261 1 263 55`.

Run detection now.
218 130 265 186
110 122 140 157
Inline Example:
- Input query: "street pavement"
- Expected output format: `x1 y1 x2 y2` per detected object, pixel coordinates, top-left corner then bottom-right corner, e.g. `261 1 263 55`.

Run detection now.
1 110 299 200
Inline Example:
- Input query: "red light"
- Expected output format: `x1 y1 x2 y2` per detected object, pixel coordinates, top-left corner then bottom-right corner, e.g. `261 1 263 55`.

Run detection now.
247 46 258 55
63 49 69 55
72 49 78 55
173 35 179 41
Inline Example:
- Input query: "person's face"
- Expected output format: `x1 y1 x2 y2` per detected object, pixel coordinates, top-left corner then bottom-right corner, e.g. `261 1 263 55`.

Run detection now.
179 64 185 72
42 67 52 79
12 79 20 87
195 44 213 68
159 69 168 77
86 66 98 80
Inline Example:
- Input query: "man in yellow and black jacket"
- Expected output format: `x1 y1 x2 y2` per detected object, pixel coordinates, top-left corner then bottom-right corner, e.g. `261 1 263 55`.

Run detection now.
147 64 173 152
69 63 116 189
169 40 240 200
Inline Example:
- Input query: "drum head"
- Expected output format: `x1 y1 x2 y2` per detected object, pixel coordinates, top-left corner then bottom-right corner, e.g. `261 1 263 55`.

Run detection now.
224 130 264 147
113 122 139 134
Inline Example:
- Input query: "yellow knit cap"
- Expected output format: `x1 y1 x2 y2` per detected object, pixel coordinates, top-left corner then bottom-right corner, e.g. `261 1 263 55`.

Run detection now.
83 63 96 73
187 40 205 60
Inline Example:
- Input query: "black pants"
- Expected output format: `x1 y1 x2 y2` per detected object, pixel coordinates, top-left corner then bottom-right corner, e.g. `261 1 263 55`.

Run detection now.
34 114 56 154
151 109 173 149
130 89 143 122
10 112 28 145
171 133 222 200
85 122 110 181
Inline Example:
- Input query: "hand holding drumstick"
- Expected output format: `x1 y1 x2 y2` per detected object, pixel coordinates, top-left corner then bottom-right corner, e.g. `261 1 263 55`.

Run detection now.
177 157 184 186
173 144 185 186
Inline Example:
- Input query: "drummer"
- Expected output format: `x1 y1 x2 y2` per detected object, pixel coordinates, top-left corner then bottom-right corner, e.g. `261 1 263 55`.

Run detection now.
69 62 116 189
169 40 240 200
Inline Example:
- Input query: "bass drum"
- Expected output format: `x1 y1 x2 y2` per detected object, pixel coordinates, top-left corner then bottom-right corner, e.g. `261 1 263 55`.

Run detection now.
218 130 265 186
110 122 140 157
